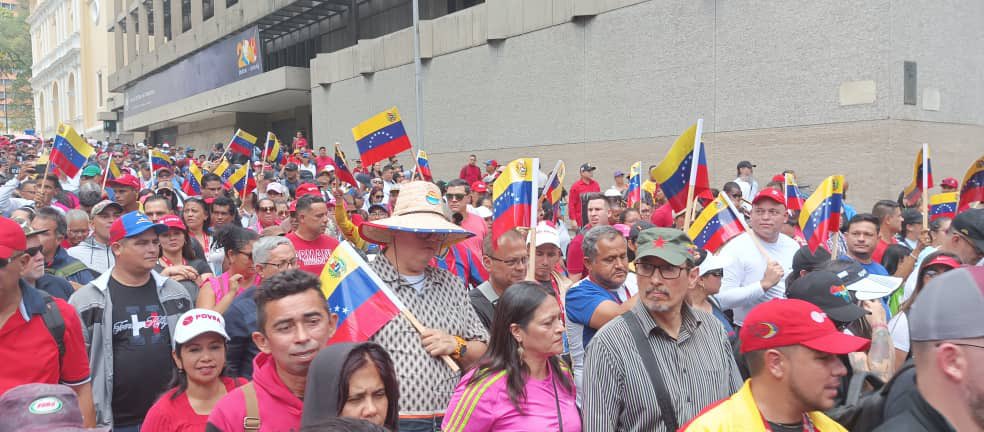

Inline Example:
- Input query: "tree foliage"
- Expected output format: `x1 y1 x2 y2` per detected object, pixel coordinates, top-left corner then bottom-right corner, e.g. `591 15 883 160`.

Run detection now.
0 4 35 131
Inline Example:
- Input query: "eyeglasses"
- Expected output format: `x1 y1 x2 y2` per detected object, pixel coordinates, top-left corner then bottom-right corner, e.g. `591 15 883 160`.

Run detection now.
13 246 43 259
446 193 466 201
489 256 529 267
636 262 685 279
704 269 724 278
259 206 277 213
372 195 384 199
234 250 253 260
262 258 298 270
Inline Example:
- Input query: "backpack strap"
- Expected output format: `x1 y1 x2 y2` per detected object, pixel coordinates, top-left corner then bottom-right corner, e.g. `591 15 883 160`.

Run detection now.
37 291 66 367
242 382 261 431
621 310 679 432
48 261 90 279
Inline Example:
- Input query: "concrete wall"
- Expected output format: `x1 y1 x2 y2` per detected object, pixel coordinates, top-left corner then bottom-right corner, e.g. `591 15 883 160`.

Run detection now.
310 0 984 209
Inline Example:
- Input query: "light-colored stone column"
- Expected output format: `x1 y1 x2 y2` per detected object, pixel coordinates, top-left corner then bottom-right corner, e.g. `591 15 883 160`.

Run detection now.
191 0 202 29
152 0 165 46
170 0 182 39
137 2 149 54
125 12 136 63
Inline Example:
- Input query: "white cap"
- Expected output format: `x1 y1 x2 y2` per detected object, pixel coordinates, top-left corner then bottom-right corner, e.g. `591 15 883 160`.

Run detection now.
844 273 902 301
266 183 288 195
473 206 493 219
534 221 561 248
320 165 336 174
162 143 170 148
699 253 732 276
603 187 622 198
173 309 229 347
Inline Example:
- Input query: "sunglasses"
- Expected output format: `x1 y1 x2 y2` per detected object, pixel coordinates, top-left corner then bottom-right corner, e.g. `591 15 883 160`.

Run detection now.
446 193 466 201
259 206 276 212
14 246 43 258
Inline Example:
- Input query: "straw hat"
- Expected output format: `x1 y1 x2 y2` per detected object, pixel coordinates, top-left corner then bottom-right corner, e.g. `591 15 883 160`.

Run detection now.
360 181 474 246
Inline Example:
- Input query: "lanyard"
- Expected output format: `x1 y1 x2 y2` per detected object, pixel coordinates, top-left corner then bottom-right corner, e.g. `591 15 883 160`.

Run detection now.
760 413 818 432
159 255 185 267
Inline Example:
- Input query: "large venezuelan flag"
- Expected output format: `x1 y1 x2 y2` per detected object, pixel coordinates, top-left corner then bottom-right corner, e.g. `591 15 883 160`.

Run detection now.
799 175 845 252
416 150 433 182
902 145 933 206
958 155 984 212
627 161 642 208
264 132 285 165
687 194 746 253
182 162 203 196
650 123 710 212
151 149 173 171
228 129 257 157
333 144 359 188
929 192 958 221
351 107 412 167
50 123 94 178
492 158 539 243
321 242 406 343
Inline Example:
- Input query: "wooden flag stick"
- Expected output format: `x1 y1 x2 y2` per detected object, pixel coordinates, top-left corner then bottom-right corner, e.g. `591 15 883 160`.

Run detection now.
683 119 704 229
526 158 541 281
400 310 460 372
37 126 58 206
831 231 841 259
921 143 930 230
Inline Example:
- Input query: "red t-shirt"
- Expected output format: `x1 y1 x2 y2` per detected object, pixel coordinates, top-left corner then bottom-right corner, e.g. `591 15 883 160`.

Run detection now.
871 238 896 264
287 232 341 275
142 377 243 432
0 293 90 395
650 203 674 227
315 156 334 171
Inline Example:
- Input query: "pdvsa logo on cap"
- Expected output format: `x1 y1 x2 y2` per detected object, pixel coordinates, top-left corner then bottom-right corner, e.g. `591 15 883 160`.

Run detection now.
28 396 63 414
811 311 827 323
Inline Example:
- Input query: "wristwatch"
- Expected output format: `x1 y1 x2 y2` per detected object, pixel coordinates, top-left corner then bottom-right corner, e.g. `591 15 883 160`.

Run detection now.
451 336 468 360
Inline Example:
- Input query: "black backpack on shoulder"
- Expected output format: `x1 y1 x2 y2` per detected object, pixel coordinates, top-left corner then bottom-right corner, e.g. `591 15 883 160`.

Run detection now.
826 363 915 431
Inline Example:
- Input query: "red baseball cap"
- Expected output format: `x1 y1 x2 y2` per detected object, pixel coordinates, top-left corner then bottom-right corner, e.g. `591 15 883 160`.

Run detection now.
752 187 785 206
295 183 321 199
740 299 871 354
0 217 27 259
771 174 785 183
108 174 141 190
471 181 488 194
159 214 187 232
941 177 959 189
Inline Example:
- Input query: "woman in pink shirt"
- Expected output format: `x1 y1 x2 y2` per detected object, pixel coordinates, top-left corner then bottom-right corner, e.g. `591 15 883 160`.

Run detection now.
196 225 260 313
443 282 580 432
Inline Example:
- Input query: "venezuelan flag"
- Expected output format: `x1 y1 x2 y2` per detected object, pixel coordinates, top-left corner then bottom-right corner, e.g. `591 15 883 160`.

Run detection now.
182 162 203 196
151 149 173 171
902 145 934 206
958 155 984 212
50 123 94 178
799 175 845 252
211 158 233 184
627 161 642 208
351 107 411 167
416 150 433 182
264 132 285 165
228 129 257 157
541 161 565 223
227 163 255 195
107 159 123 180
785 173 803 212
687 193 746 253
929 192 958 221
333 144 359 188
321 242 406 343
492 158 539 243
650 123 710 212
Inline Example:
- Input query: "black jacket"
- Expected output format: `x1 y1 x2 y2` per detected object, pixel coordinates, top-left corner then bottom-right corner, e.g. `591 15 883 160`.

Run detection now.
874 386 956 432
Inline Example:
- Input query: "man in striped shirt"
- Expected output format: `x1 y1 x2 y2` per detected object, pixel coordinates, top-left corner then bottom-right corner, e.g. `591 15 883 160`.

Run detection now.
583 228 741 432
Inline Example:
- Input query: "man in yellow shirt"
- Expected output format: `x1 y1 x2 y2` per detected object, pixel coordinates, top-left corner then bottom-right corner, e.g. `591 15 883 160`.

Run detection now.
682 299 870 432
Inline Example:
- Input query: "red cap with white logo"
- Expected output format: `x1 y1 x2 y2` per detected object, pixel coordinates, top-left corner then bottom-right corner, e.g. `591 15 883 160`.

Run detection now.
739 299 870 354
173 308 230 346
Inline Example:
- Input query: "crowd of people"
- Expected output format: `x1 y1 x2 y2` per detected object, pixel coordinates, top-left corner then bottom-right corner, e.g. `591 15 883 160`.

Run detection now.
0 135 981 432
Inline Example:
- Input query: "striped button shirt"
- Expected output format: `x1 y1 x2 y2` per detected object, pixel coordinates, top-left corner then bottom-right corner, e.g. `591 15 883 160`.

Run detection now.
582 301 742 432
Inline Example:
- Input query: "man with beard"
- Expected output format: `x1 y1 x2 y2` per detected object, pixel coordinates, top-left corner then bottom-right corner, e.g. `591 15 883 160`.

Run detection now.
682 299 869 431
286 195 339 274
844 213 892 276
583 228 741 431
14 217 74 300
69 211 192 429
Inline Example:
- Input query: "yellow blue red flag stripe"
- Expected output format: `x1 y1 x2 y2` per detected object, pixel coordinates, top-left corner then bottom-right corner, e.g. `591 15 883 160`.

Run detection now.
799 175 845 253
351 107 411 167
320 242 406 343
228 129 257 157
650 123 711 212
50 123 94 178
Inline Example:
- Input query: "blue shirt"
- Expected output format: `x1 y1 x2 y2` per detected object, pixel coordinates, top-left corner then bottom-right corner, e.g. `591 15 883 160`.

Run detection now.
223 286 259 379
565 278 620 349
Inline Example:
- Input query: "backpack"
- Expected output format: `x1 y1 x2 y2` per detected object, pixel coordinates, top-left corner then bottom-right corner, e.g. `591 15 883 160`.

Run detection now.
36 290 67 366
48 260 91 279
826 363 915 430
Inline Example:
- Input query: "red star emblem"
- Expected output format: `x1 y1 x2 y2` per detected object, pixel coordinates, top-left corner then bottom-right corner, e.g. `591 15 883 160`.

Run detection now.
653 237 665 248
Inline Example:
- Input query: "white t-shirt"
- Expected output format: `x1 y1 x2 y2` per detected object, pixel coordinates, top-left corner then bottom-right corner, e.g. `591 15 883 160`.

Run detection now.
715 231 800 326
888 311 910 353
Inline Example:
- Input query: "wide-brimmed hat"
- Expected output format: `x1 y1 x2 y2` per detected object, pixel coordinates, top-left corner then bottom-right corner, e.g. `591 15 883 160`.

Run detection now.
360 181 473 246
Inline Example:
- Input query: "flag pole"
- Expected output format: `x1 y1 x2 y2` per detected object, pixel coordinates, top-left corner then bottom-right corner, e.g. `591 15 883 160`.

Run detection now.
683 119 704 229
240 163 250 202
148 148 156 189
831 231 841 259
411 150 420 181
526 159 541 281
400 310 460 372
259 133 270 181
38 128 56 206
216 128 239 163
921 143 930 230
100 161 110 192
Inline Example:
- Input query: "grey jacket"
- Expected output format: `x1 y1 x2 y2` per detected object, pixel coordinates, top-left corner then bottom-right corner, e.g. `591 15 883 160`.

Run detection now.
67 237 115 275
68 269 193 427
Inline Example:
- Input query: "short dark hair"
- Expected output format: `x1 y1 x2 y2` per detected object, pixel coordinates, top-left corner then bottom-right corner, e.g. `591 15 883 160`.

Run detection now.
143 195 172 211
871 200 899 223
295 195 325 213
584 192 610 209
845 213 880 232
255 270 325 333
446 178 471 194
201 173 222 187
36 207 67 237
43 174 61 190
722 181 741 194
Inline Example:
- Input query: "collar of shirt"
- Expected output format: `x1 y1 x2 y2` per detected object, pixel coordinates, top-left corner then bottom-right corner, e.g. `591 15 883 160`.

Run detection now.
630 300 703 342
18 279 45 321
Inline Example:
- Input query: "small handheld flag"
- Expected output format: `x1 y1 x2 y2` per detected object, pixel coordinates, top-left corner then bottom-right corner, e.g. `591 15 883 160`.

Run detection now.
687 193 747 253
929 192 958 221
106 159 123 180
211 158 234 184
492 158 539 246
182 162 204 196
958 155 984 212
321 242 406 343
902 145 933 207
150 149 174 171
650 123 711 212
228 129 257 157
227 163 256 195
351 107 412 167
784 173 803 212
50 123 94 178
333 143 359 189
799 175 845 253
627 161 642 208
416 150 433 182
264 132 285 165
541 161 565 223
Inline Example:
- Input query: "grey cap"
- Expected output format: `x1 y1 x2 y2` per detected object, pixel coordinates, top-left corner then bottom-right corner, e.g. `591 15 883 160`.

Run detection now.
909 267 984 342
0 383 110 432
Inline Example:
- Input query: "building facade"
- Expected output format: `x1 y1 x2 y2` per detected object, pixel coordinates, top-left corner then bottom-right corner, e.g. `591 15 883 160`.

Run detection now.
28 0 117 139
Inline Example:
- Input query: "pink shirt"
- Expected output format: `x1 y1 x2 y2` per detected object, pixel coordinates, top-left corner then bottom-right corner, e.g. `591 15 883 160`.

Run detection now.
442 364 581 432
458 211 488 262
207 353 304 432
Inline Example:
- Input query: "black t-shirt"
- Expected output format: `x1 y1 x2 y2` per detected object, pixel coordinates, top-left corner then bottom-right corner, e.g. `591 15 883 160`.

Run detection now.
109 276 174 426
767 421 804 432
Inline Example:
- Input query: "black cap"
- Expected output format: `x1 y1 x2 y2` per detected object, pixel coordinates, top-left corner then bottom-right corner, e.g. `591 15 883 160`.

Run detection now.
788 271 866 324
580 163 596 172
952 208 984 254
628 221 656 242
737 160 756 169
901 208 922 226
792 245 831 274
284 163 298 171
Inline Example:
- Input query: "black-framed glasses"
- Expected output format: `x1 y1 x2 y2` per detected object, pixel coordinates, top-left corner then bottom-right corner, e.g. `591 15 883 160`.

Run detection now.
262 258 298 270
234 250 254 260
636 262 684 279
489 256 529 267
13 246 43 259
373 195 384 199
446 193 466 201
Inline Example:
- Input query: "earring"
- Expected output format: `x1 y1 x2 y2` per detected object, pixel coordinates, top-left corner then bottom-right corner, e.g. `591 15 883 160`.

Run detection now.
177 368 185 375
517 341 525 358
